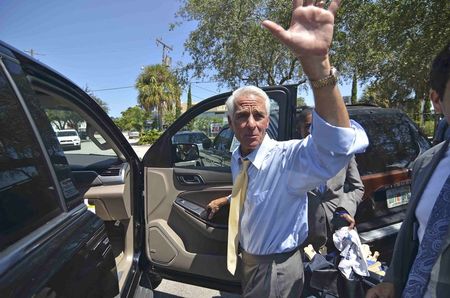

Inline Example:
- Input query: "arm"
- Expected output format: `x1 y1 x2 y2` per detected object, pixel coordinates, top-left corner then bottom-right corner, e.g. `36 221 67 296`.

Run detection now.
365 282 395 298
206 196 229 220
338 156 364 217
262 0 349 128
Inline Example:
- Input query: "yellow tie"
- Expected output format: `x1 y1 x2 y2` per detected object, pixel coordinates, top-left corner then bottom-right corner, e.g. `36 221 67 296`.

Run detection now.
227 159 250 275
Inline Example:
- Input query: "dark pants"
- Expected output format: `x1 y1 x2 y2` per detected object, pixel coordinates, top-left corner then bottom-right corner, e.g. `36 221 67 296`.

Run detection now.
240 248 304 298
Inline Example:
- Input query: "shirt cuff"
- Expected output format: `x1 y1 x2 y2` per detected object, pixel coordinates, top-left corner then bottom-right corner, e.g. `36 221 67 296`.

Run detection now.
227 194 232 203
311 110 369 155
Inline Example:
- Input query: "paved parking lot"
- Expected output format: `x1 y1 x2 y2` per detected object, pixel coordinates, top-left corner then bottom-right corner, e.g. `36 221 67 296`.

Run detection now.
154 279 239 298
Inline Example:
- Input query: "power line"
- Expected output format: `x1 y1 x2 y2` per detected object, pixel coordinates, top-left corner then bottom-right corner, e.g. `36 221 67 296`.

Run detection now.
192 83 217 94
92 85 134 92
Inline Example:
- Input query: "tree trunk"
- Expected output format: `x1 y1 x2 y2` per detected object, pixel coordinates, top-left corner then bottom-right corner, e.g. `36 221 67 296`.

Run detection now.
157 104 163 130
351 72 358 104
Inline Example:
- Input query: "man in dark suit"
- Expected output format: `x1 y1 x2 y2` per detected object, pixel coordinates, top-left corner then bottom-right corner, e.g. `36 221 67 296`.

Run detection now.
297 107 365 251
366 42 450 298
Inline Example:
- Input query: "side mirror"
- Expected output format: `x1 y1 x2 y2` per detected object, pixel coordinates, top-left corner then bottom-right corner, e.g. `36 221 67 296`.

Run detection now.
202 138 212 150
174 143 200 162
86 124 111 150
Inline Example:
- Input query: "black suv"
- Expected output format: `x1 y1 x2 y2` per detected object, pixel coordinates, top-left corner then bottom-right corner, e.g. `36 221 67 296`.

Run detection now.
0 39 430 296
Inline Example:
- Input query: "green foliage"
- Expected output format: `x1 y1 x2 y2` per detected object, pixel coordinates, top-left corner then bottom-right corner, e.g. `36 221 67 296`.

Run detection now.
333 0 450 122
296 96 306 108
114 106 150 131
423 99 432 121
175 97 182 118
136 64 181 129
187 84 193 109
351 73 357 104
191 116 222 135
174 0 302 88
163 108 177 127
138 129 163 145
46 109 83 131
84 86 110 114
416 120 435 139
186 84 194 130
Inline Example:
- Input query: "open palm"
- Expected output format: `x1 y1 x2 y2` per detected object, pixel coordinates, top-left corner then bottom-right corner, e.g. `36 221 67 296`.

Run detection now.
263 0 340 57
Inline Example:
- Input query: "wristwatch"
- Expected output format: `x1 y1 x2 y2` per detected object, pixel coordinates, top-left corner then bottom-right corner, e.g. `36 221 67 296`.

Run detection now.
309 67 339 89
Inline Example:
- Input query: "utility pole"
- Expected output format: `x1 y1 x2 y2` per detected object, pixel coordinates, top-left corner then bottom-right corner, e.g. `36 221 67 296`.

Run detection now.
156 38 172 67
25 49 45 59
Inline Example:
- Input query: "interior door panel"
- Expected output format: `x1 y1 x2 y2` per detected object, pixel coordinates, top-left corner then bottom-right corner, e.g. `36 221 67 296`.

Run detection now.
145 168 238 281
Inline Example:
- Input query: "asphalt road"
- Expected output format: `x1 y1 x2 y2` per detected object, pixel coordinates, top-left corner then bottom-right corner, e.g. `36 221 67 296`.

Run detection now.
153 279 240 298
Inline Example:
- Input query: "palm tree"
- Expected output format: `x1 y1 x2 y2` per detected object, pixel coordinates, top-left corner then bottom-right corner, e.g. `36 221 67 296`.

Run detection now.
136 64 181 129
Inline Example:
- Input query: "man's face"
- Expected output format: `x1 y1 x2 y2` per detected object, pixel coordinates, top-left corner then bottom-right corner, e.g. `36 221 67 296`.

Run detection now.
229 93 269 156
297 113 312 138
431 79 450 124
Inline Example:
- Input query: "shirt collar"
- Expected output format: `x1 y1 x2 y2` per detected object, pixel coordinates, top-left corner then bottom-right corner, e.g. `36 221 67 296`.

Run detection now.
231 134 275 170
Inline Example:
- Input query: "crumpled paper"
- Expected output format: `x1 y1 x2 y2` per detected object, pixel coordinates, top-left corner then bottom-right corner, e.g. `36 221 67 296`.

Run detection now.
333 226 369 279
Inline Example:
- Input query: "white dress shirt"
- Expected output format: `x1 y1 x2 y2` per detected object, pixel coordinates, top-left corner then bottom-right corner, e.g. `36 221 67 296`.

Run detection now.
231 110 369 255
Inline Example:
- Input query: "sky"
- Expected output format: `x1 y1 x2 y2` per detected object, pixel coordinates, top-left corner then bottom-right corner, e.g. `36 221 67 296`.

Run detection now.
0 0 355 118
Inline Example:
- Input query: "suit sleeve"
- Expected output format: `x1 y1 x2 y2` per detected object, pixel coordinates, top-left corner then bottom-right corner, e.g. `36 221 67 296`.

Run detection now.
383 153 425 293
337 156 364 217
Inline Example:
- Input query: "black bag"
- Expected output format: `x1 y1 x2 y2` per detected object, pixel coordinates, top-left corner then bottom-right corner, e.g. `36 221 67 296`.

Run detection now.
303 254 367 298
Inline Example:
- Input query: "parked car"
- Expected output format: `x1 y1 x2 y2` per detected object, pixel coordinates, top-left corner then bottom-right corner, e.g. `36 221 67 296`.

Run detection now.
0 40 430 297
55 129 81 150
172 131 210 150
128 130 140 139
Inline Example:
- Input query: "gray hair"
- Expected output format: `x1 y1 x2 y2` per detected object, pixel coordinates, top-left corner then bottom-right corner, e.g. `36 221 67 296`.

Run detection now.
226 86 271 119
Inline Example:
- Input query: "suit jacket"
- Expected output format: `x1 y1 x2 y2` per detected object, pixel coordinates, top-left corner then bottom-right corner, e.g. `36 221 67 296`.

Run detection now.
384 140 450 297
306 156 364 250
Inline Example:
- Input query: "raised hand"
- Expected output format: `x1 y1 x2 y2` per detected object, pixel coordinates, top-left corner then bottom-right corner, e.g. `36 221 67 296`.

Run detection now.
262 0 341 58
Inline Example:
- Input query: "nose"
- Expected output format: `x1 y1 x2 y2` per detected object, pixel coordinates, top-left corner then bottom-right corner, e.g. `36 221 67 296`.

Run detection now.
247 114 256 129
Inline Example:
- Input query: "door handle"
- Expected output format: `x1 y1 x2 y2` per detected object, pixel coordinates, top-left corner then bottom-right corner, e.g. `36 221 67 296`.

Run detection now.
177 175 204 185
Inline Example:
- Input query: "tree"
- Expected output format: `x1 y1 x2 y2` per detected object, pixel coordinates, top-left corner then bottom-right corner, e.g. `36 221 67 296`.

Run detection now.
187 84 193 110
46 109 83 131
333 0 450 122
114 106 150 132
136 64 181 130
84 86 110 114
173 0 303 88
296 96 306 108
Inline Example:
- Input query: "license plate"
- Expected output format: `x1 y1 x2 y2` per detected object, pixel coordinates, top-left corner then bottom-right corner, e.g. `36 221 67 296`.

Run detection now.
386 185 411 208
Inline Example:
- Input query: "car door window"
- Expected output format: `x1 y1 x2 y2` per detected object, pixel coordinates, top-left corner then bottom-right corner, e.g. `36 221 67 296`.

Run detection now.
172 99 280 169
0 66 62 251
4 59 123 208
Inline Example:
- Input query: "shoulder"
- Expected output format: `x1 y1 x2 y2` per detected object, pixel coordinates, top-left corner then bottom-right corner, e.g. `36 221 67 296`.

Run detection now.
412 141 448 173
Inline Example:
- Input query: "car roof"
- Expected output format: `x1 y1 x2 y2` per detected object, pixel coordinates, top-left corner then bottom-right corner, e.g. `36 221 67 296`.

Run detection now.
346 105 405 116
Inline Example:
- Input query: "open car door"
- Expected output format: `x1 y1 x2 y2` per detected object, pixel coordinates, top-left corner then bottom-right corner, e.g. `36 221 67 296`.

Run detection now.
141 85 297 292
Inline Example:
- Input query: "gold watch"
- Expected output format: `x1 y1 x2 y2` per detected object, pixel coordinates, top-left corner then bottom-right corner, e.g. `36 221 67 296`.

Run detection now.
309 67 338 89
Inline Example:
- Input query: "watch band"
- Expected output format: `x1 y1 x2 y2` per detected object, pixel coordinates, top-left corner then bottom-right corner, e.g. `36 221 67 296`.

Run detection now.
309 67 338 89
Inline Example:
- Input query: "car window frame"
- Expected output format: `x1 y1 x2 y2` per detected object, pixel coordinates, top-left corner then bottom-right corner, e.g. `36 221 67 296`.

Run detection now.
0 54 76 260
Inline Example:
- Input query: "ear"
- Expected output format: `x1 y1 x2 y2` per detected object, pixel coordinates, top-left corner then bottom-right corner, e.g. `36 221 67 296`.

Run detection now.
430 89 443 114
